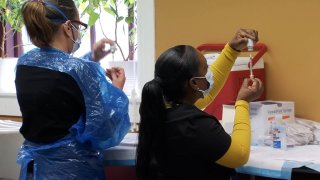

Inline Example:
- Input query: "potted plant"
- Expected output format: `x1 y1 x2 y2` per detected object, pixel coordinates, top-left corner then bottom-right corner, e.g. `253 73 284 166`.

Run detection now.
77 0 137 61
76 0 138 97
0 0 25 59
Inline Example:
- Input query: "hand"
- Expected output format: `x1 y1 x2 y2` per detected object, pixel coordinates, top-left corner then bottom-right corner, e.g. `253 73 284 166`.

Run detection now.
92 38 115 62
106 67 126 90
229 29 259 51
237 78 263 102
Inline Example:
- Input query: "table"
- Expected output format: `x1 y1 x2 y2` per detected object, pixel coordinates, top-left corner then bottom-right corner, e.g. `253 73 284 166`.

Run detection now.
104 133 320 180
236 145 320 179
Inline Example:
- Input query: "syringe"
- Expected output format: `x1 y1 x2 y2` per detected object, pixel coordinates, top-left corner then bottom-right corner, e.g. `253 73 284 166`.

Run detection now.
103 44 117 61
249 54 254 79
110 44 117 62
247 39 254 79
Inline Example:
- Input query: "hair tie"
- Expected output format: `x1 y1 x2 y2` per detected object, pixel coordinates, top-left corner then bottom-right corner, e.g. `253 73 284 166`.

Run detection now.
41 1 68 20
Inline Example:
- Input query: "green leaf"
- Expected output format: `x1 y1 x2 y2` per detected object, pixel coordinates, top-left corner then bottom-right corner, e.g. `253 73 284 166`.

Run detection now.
116 16 124 23
88 11 99 26
101 1 107 8
129 28 136 35
129 34 135 45
110 0 116 7
110 6 118 16
80 5 89 17
124 0 135 7
93 0 100 7
125 16 133 24
86 6 95 14
103 6 115 16
0 0 6 8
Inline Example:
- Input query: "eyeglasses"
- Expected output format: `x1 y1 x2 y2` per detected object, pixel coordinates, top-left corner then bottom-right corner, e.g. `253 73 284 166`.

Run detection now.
70 20 88 31
49 19 88 31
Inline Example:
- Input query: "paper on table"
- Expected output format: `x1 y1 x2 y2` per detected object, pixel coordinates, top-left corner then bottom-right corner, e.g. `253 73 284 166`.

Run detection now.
120 133 138 146
245 146 286 171
242 145 320 173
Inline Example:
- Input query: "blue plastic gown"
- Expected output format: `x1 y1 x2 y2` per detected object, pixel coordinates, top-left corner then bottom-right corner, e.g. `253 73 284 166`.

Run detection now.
16 48 131 179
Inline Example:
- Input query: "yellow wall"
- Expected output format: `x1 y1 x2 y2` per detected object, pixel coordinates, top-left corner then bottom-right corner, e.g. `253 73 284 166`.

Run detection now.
155 0 320 121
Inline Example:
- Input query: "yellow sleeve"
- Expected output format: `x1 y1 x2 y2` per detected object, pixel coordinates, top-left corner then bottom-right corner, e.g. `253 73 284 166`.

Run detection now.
194 44 240 110
216 100 251 168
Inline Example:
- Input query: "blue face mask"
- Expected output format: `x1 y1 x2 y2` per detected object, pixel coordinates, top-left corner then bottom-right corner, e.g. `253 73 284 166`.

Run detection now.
72 38 81 53
70 24 82 53
192 67 214 97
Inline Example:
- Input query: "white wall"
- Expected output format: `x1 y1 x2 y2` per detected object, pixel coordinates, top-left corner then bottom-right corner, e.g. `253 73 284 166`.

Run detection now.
137 0 155 95
0 58 21 116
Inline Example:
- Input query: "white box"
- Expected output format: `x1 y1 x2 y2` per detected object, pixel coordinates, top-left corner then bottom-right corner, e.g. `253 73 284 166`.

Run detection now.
221 105 235 134
0 120 23 180
250 101 295 146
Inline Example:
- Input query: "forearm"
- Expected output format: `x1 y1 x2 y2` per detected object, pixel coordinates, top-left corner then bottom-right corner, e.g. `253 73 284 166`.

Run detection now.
216 100 250 168
195 44 240 109
82 52 100 64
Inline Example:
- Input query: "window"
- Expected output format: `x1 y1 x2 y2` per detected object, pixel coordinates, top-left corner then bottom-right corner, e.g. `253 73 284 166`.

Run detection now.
20 0 154 97
2 0 155 119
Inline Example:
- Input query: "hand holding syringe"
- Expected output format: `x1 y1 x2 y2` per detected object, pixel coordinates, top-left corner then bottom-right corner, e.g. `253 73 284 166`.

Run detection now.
228 29 258 79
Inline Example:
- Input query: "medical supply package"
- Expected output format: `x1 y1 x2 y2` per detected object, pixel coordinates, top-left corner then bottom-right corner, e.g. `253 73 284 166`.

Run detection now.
250 101 295 146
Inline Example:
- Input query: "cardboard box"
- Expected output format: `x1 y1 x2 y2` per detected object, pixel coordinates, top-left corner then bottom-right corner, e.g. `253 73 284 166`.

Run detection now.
250 101 295 146
221 104 236 134
221 101 295 146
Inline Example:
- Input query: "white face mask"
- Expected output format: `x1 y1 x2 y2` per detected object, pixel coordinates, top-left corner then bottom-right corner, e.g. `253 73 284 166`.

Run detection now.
192 67 214 97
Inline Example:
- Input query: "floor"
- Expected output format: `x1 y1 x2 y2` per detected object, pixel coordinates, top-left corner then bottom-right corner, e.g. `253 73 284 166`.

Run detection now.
0 116 21 121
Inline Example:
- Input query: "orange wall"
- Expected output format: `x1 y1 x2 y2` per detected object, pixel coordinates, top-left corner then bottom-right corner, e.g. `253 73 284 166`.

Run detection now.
155 0 320 121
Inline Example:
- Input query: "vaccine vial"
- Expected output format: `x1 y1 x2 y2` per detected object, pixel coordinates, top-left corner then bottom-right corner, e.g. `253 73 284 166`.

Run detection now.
110 44 117 54
247 39 254 51
272 115 287 150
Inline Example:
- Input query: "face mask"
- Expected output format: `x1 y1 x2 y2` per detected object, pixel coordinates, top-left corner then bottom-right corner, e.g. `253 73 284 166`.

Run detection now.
70 24 83 53
72 39 81 53
192 68 214 97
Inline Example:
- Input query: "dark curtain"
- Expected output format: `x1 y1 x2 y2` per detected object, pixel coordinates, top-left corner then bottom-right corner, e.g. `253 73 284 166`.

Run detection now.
90 26 96 51
1 24 95 58
0 24 23 58
0 23 3 57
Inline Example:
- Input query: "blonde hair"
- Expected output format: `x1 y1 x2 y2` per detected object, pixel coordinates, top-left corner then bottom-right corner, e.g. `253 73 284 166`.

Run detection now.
21 0 77 47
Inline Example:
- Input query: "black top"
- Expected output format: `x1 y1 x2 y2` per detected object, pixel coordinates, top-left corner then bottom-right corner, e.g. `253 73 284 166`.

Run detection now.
161 103 234 180
15 65 85 143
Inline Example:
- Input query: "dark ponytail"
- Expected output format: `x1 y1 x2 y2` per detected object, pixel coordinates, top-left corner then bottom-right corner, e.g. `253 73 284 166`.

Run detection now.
136 45 200 179
21 0 77 47
136 79 166 180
